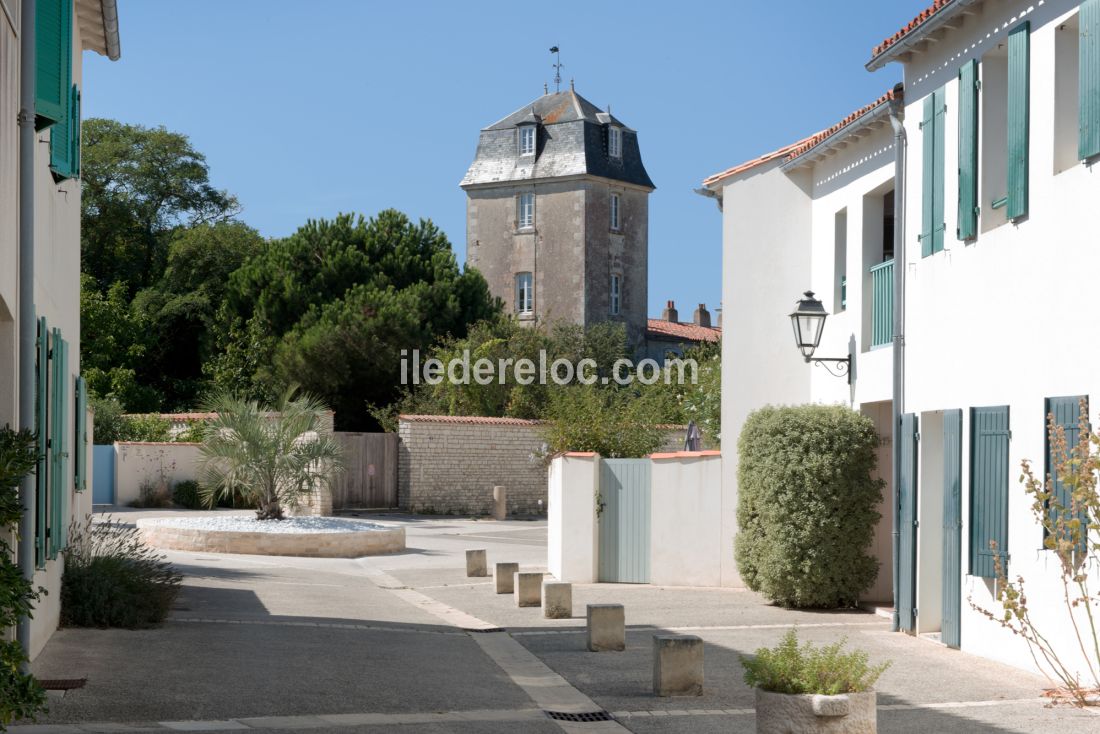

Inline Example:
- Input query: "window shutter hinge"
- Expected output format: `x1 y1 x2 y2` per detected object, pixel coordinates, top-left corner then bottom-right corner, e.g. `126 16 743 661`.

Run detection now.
915 432 921 442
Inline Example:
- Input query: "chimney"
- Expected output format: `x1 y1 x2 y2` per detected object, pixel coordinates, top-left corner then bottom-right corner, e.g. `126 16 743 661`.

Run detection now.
661 300 678 322
693 303 712 328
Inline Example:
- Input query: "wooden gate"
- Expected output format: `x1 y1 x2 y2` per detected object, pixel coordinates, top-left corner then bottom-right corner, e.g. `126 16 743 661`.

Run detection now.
331 433 397 509
598 458 651 583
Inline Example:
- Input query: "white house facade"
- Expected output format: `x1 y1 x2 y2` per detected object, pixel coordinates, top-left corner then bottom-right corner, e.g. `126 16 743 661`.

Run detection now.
705 0 1100 680
1 0 120 659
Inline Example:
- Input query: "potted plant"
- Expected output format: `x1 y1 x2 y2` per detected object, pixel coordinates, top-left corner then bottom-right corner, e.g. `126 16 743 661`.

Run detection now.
741 630 889 734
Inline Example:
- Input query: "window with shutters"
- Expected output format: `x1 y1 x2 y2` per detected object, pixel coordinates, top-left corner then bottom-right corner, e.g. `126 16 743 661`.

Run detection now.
517 192 534 230
610 193 621 231
1044 396 1089 550
35 0 72 130
970 406 1010 579
610 274 621 315
50 85 80 180
608 126 622 158
519 125 536 156
515 273 533 314
1055 14 1082 173
920 89 946 257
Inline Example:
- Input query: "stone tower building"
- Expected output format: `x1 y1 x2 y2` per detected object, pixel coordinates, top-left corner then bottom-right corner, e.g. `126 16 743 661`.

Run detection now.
461 86 655 349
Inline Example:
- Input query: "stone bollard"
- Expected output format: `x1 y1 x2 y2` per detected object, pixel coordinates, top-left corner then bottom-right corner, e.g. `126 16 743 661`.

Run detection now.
514 572 543 607
465 549 488 577
543 582 572 619
492 485 507 520
586 603 625 651
494 562 519 594
653 635 704 696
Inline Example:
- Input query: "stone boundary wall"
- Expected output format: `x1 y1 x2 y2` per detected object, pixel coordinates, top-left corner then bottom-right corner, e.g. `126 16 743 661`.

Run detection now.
397 415 686 517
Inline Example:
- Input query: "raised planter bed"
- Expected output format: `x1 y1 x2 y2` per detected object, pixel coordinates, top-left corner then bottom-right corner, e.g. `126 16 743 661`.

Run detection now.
137 516 406 558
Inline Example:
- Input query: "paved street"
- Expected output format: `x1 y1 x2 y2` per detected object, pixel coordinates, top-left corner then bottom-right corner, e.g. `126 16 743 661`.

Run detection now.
17 509 1100 733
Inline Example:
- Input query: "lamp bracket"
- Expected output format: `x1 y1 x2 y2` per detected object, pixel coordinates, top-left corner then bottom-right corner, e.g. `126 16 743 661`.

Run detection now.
807 356 851 384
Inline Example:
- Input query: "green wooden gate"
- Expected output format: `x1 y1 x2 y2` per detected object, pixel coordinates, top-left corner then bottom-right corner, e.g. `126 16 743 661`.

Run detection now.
598 459 651 583
942 410 963 649
898 413 919 632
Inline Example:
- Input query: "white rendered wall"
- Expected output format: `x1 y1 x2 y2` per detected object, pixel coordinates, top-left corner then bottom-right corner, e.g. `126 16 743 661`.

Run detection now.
547 453 599 583
650 453 727 587
897 0 1100 677
113 442 203 507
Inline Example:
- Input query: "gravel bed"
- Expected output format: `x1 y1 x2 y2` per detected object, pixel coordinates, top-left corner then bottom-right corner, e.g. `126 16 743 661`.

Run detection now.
139 516 387 534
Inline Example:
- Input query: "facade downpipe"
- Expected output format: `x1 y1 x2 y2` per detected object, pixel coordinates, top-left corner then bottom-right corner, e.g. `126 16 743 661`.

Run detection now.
16 0 36 663
887 84 906 634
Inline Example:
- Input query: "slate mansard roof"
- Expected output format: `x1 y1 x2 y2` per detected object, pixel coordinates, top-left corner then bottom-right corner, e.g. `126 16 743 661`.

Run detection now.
461 89 655 190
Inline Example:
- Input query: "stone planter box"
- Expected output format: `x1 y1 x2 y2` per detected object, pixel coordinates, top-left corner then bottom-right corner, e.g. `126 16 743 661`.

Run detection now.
137 519 405 558
755 689 876 734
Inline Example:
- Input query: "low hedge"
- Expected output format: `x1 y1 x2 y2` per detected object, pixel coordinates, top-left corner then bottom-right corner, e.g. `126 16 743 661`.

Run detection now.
735 404 884 608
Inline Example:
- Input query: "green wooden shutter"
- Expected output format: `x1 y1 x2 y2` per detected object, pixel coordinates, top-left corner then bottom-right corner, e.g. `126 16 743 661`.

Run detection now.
1082 0 1100 160
970 406 1010 579
1007 22 1030 220
48 330 68 559
898 413 919 632
50 90 73 178
942 409 963 649
35 0 72 130
35 318 49 568
74 375 87 492
958 60 979 241
71 86 82 177
1045 396 1088 551
921 90 946 256
921 96 935 257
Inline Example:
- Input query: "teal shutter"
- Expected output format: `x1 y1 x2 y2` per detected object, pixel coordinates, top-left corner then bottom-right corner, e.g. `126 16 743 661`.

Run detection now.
71 86 82 177
1045 396 1088 551
35 318 49 568
942 409 963 649
958 60 979 240
897 413 919 632
1007 22 1030 220
50 90 72 178
920 90 946 256
970 406 1010 579
1082 0 1100 160
48 330 68 559
35 0 72 130
74 375 88 492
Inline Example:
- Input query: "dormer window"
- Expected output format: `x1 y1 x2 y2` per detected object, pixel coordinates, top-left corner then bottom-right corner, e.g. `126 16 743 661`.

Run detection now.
519 125 536 156
608 126 622 158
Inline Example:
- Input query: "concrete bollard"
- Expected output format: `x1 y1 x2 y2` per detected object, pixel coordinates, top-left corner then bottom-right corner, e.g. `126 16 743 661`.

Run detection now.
652 635 704 696
514 572 543 607
586 603 625 652
465 549 488 577
492 485 507 520
543 582 572 619
494 562 519 594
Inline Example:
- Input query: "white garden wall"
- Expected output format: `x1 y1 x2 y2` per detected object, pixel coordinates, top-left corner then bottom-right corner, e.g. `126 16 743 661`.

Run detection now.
113 442 202 506
650 451 731 587
547 452 600 583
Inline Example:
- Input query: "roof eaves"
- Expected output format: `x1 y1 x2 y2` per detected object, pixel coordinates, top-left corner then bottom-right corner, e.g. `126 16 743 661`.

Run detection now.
701 136 818 188
780 90 898 171
867 0 980 71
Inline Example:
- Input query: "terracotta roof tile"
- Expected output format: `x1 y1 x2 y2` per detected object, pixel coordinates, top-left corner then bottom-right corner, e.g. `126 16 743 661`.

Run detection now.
645 319 721 343
702 88 899 186
872 0 956 61
399 414 544 426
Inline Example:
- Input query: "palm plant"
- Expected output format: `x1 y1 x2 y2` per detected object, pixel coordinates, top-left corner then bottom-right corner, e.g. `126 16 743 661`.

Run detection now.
197 389 344 520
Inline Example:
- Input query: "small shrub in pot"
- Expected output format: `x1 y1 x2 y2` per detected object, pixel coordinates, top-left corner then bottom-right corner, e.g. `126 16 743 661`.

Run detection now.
742 630 889 734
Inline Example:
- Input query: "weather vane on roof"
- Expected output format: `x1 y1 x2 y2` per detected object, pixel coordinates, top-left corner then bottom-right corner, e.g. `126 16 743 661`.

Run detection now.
550 46 563 93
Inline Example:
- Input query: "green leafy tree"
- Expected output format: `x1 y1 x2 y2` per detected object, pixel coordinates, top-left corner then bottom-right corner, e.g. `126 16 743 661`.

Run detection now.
211 211 499 429
541 384 668 458
0 429 47 727
197 389 345 520
80 118 239 294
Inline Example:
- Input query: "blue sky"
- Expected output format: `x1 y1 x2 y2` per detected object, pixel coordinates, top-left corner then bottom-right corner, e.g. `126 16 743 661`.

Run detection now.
83 1 928 319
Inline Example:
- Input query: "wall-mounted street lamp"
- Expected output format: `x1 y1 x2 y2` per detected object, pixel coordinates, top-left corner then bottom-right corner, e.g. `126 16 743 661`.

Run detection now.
789 291 850 383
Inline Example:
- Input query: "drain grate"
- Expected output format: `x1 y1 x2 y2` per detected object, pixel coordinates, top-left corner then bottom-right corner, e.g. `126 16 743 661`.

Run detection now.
38 678 86 690
545 710 614 723
466 627 504 633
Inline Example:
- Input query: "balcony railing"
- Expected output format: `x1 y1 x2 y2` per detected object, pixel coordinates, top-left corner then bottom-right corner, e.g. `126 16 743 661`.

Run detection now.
870 259 894 348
